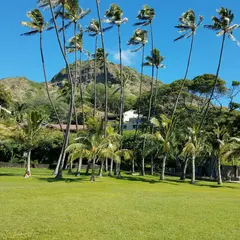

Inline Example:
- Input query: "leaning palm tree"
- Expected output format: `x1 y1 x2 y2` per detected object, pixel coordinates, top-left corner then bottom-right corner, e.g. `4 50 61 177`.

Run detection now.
128 29 148 133
200 7 240 129
47 0 76 179
86 19 112 117
21 9 63 131
171 10 203 120
104 4 128 135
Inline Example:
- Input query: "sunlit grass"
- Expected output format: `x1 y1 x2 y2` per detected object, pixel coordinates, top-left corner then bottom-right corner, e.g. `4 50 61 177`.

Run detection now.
0 168 240 240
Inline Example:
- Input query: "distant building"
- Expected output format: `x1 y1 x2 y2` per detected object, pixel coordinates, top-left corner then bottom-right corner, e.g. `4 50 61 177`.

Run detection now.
122 109 142 131
47 124 86 132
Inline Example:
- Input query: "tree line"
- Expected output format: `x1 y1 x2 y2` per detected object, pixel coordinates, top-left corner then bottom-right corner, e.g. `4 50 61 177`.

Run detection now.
0 1 240 184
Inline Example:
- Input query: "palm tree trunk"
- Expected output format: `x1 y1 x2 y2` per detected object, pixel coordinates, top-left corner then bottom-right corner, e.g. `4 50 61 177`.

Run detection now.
141 157 145 176
68 161 73 174
85 162 90 175
98 161 104 177
149 67 159 176
40 32 63 131
160 155 167 180
74 22 79 131
96 0 108 136
141 22 155 176
24 149 32 178
150 155 154 175
180 157 189 180
79 51 84 127
117 25 124 136
191 155 196 184
93 35 98 117
131 159 135 174
90 159 96 182
108 158 114 176
48 0 75 179
135 44 145 135
105 158 108 172
171 34 195 121
75 157 82 176
217 158 222 185
52 0 68 175
153 68 159 114
199 33 226 130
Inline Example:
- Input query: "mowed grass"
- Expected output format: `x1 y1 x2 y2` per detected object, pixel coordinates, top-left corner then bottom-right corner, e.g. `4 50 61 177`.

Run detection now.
0 168 240 240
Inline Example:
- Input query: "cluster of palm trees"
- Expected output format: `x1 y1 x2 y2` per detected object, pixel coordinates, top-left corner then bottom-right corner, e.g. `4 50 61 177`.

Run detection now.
19 1 240 184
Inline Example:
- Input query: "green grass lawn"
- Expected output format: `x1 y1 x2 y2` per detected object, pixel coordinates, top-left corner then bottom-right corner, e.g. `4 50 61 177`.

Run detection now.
0 168 240 240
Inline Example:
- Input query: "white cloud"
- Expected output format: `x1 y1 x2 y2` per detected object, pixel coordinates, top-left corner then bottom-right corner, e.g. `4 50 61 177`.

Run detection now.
112 49 136 66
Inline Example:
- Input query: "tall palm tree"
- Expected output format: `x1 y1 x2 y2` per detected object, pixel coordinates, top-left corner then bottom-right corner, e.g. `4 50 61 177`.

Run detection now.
128 29 148 134
47 0 76 179
21 9 63 131
68 25 85 128
127 29 148 173
86 19 112 117
134 6 155 121
171 10 203 120
95 0 109 139
144 49 165 116
140 49 165 175
104 4 128 135
200 7 240 129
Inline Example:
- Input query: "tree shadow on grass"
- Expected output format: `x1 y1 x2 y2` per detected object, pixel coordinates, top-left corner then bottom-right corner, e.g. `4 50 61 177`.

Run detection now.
0 173 23 177
118 176 179 185
36 177 85 183
166 178 240 190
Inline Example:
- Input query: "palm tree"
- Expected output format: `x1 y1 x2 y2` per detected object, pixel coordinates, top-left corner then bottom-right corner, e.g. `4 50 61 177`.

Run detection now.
104 4 128 135
47 0 76 179
222 137 240 161
128 29 148 134
171 10 203 120
20 9 63 131
68 25 85 128
182 127 203 184
140 49 165 175
151 115 175 180
134 5 155 121
208 124 229 185
200 7 240 129
22 111 44 178
143 49 165 116
95 0 109 139
66 122 121 181
86 19 112 117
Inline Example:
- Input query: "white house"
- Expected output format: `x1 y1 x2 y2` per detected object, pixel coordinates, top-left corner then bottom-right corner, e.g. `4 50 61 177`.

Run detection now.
122 109 142 131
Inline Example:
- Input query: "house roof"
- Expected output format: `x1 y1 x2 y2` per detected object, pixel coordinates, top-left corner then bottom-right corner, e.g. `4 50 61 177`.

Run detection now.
47 124 87 131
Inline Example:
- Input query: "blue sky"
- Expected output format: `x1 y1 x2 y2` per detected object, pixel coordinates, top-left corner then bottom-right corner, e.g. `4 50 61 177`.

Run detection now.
1 0 240 105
